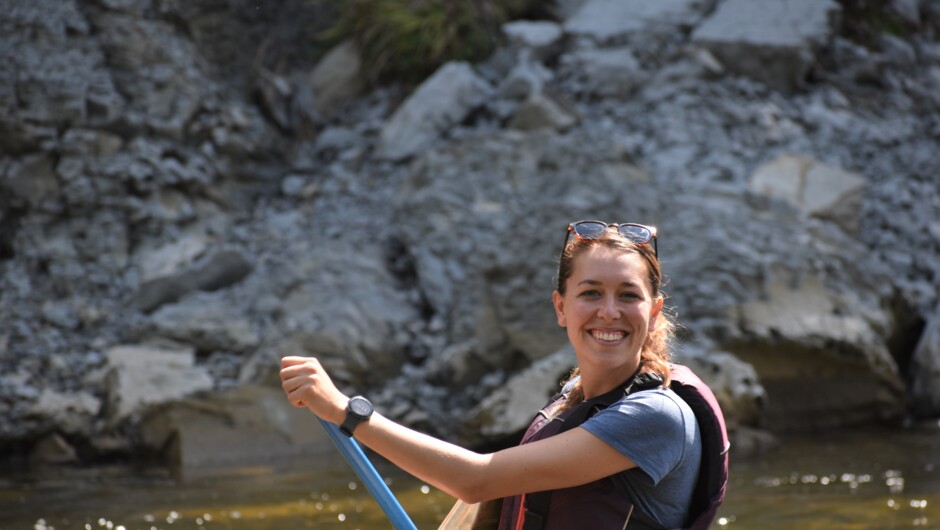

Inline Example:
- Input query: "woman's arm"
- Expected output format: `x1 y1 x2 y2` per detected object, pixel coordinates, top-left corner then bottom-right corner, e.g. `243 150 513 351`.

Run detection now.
280 356 637 503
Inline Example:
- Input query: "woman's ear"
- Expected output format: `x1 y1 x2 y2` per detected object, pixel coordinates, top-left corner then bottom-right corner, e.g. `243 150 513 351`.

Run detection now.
552 290 567 327
648 297 664 332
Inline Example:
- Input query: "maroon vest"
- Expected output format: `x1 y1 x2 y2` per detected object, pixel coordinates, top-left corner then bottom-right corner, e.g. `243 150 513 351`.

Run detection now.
497 364 729 530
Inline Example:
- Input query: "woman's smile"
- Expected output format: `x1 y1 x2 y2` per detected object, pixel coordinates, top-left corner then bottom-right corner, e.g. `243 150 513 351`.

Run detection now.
589 328 628 343
553 245 663 391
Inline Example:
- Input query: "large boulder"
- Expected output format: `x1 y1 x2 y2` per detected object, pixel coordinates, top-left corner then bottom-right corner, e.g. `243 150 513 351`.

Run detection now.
501 20 565 63
692 0 842 92
131 227 253 312
564 0 716 45
509 91 580 132
748 154 867 234
725 275 905 431
466 346 576 444
662 188 907 432
910 302 940 417
240 239 422 390
28 389 102 435
558 46 648 98
148 294 261 354
139 385 332 468
28 433 79 466
675 346 765 431
376 62 494 161
467 342 767 446
308 39 366 116
104 344 214 425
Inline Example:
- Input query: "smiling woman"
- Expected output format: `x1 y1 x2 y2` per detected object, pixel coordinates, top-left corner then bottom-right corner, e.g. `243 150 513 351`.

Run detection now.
280 221 722 530
552 223 671 405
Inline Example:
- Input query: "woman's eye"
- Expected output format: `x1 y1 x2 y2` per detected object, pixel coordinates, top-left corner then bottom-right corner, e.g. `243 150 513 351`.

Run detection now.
579 290 600 298
620 292 641 300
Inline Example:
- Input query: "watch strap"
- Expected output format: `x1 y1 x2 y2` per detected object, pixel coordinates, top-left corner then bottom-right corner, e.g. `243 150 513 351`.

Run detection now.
339 396 372 437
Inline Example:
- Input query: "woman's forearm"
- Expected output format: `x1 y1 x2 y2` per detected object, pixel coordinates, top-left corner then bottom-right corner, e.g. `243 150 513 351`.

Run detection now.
351 413 493 503
281 356 634 501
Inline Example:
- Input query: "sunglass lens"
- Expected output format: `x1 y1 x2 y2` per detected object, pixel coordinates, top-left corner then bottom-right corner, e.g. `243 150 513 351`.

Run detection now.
572 221 608 239
619 225 652 244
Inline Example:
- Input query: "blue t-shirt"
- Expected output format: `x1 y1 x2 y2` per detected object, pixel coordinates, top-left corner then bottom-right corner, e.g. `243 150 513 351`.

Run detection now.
580 388 701 529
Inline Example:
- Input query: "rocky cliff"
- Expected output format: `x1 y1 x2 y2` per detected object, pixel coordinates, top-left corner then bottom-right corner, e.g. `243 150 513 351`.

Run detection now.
2 0 939 468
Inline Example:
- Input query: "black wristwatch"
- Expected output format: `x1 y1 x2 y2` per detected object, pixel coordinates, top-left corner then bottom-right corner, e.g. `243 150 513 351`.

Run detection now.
339 396 374 437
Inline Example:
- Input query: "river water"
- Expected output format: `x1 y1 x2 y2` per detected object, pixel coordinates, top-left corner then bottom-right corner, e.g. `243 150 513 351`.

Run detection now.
1 426 938 529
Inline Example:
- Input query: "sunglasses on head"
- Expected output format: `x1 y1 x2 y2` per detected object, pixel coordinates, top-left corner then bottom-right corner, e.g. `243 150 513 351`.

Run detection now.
563 220 658 257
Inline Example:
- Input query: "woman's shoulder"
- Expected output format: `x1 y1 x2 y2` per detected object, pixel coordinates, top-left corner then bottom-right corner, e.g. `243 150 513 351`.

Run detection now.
620 386 686 407
603 388 696 429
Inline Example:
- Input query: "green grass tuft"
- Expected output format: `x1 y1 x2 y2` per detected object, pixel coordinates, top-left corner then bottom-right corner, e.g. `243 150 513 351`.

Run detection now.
836 0 915 48
317 0 543 85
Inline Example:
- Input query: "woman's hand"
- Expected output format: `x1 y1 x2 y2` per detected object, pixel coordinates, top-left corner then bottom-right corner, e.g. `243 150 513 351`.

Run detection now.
279 356 349 425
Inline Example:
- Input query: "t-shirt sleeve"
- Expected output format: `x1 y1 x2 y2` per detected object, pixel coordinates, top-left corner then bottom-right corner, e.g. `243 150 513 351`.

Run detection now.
580 390 689 486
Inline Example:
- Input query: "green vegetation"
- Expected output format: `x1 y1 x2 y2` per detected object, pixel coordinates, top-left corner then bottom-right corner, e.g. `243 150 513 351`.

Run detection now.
836 0 915 47
318 0 545 85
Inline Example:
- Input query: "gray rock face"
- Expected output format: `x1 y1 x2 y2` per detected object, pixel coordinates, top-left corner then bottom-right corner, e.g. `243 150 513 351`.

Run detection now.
92 11 209 138
0 1 125 154
390 124 910 435
241 240 422 390
2 0 939 466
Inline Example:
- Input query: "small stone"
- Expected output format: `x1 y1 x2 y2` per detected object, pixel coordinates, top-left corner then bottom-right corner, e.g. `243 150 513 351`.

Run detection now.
29 433 78 465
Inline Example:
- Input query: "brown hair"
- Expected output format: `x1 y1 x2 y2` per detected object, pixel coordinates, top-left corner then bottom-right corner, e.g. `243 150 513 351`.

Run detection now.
555 230 674 410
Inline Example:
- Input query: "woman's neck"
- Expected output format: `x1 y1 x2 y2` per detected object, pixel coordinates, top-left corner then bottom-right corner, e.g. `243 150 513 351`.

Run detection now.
579 360 642 400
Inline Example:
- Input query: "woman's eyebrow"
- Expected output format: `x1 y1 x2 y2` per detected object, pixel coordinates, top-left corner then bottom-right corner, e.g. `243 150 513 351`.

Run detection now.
576 279 640 288
577 279 602 285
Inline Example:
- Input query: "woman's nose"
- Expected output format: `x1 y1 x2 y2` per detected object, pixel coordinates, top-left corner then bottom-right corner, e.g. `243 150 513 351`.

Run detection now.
597 296 620 320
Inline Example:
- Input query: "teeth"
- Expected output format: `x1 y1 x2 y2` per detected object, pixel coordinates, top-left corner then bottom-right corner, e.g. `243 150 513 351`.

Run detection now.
592 330 625 342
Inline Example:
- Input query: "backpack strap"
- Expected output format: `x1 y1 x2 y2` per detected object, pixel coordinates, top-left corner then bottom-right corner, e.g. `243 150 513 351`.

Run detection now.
668 365 730 530
521 370 663 530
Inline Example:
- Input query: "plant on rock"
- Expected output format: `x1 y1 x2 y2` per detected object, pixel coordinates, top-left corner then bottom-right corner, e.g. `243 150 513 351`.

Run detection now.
319 0 543 84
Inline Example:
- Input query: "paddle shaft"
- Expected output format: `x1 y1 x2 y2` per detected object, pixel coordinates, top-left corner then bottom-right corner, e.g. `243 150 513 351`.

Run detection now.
318 419 419 530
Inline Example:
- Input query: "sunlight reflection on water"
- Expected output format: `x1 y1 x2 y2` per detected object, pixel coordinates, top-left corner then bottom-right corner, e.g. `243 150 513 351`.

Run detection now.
2 426 938 530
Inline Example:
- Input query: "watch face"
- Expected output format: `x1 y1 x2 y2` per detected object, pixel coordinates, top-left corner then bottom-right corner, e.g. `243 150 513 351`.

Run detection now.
349 397 372 416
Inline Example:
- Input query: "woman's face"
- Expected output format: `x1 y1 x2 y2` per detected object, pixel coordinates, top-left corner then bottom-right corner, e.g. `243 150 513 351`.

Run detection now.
552 245 663 376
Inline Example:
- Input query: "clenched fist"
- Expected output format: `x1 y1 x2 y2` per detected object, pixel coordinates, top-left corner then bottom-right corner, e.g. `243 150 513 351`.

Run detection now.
279 356 349 425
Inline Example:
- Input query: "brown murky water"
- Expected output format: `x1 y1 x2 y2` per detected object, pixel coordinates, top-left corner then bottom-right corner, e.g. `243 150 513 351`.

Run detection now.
1 426 938 529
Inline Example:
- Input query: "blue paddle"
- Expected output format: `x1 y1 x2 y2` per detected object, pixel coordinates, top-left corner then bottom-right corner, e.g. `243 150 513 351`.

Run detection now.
317 418 419 530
